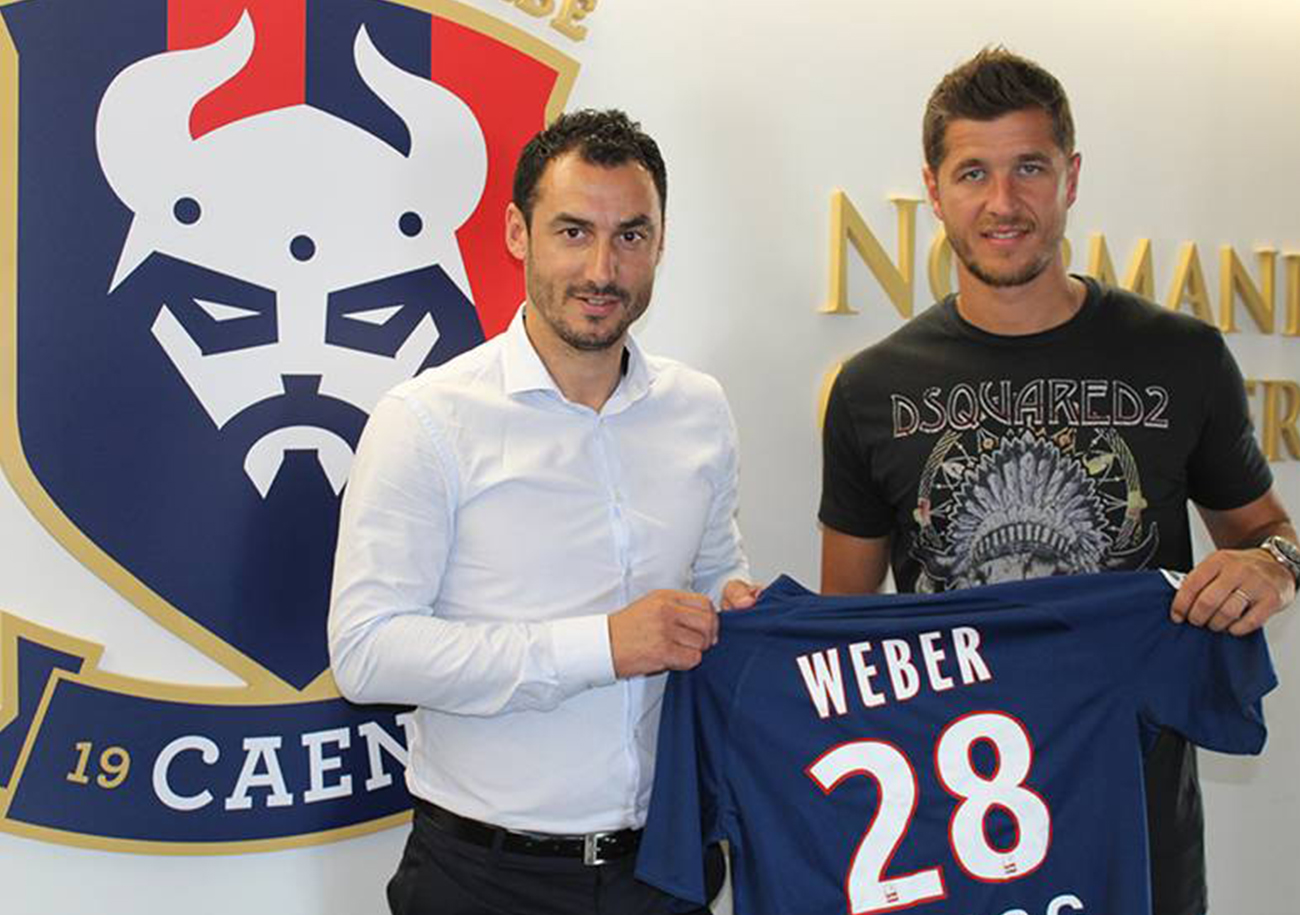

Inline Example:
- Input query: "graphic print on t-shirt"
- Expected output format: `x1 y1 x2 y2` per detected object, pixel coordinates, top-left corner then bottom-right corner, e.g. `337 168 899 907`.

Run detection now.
892 378 1166 591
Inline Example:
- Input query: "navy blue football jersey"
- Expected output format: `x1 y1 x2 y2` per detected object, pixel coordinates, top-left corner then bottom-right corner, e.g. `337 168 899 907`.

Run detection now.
636 572 1275 915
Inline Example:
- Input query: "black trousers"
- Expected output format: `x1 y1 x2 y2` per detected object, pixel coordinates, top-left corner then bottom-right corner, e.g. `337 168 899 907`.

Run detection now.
388 805 724 915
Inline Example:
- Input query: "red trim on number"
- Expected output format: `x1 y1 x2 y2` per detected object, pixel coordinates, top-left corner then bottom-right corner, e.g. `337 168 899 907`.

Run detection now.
806 740 948 915
934 710 1052 885
995 710 1052 884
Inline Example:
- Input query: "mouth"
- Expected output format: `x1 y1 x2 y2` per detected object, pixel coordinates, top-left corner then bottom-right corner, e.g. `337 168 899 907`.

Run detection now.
980 224 1034 247
569 286 628 318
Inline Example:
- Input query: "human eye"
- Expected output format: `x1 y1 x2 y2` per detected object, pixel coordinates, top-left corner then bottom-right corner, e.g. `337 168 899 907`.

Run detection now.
552 219 591 242
956 167 985 183
620 229 648 246
1018 161 1047 176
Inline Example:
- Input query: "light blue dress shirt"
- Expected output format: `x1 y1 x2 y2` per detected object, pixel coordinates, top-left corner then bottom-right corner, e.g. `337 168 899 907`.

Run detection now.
329 307 749 833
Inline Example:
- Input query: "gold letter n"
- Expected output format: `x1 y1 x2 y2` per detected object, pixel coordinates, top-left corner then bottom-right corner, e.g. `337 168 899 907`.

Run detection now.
823 192 918 319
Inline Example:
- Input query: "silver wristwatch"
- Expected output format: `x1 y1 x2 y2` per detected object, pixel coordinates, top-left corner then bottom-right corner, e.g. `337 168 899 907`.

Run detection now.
1261 535 1300 587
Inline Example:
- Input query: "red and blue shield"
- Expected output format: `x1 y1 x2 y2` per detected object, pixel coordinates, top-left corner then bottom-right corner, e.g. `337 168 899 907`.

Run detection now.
0 0 574 849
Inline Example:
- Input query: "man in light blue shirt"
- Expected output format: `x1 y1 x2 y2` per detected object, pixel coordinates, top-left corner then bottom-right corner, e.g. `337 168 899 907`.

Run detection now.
329 108 756 915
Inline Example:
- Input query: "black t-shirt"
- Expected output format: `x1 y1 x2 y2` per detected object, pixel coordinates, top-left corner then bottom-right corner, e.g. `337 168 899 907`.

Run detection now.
819 277 1273 915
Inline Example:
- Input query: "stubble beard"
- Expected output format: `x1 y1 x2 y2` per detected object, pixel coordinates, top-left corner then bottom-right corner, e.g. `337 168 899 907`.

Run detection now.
948 221 1059 289
528 270 652 352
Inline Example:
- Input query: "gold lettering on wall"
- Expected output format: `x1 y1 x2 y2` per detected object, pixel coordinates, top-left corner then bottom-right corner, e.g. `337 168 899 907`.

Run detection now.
1087 234 1154 299
510 0 554 15
822 192 919 318
1220 247 1275 335
1253 380 1300 461
1285 253 1300 337
821 193 1300 346
502 0 595 40
1165 243 1214 323
551 0 597 40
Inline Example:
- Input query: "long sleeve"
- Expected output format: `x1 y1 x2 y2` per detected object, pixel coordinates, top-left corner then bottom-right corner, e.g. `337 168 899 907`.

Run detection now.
326 317 749 832
327 393 615 716
690 394 751 604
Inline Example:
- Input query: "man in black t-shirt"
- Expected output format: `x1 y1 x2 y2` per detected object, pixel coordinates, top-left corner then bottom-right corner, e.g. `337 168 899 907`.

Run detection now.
819 48 1299 915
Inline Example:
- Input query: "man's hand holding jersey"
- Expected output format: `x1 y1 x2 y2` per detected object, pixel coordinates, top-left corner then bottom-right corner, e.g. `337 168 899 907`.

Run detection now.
609 578 762 678
1172 491 1298 635
1172 546 1297 636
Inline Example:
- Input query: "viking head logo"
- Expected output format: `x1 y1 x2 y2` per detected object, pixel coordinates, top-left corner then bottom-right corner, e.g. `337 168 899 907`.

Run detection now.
94 12 487 496
5 0 561 690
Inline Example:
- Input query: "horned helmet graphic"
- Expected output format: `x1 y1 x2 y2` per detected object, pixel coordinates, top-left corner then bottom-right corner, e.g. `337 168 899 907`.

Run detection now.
95 12 487 497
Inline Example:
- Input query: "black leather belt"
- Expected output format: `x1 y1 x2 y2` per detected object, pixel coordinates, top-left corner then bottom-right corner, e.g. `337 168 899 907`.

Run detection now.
413 797 642 866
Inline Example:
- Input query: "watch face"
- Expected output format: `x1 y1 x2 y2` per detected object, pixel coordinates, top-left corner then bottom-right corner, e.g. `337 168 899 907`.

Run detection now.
1265 537 1300 574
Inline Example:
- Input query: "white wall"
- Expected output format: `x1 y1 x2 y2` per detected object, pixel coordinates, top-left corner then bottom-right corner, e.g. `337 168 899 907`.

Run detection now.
2 1 1296 912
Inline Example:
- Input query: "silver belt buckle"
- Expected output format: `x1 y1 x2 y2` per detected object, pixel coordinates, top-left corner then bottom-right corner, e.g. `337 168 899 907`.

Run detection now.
583 831 612 866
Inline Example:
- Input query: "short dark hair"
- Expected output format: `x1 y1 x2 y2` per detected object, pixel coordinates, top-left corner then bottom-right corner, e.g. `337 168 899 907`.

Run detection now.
922 47 1075 172
512 108 667 225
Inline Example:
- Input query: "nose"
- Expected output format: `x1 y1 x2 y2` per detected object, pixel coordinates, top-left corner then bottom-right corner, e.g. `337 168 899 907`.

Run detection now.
986 172 1017 216
586 236 617 287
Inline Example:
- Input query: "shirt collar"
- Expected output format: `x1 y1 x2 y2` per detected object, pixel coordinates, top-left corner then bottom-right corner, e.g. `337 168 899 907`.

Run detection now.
502 305 558 396
501 304 655 412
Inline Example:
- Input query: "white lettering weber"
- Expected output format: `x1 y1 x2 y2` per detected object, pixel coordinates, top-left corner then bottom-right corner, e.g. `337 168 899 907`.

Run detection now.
795 627 992 720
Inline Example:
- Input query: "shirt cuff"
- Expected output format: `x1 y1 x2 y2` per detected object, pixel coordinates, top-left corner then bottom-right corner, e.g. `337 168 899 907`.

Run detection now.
550 614 617 691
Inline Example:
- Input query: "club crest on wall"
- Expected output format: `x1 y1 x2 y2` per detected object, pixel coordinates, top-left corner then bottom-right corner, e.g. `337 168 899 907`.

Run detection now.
0 0 578 851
